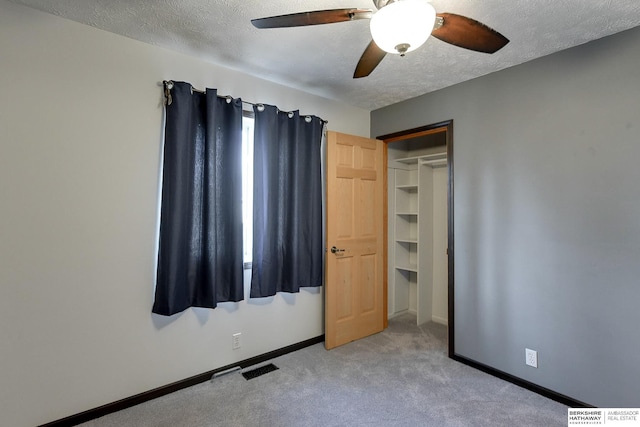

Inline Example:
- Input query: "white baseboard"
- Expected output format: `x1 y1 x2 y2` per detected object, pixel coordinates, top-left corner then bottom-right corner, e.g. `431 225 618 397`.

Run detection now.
388 309 410 319
389 310 448 326
432 315 448 326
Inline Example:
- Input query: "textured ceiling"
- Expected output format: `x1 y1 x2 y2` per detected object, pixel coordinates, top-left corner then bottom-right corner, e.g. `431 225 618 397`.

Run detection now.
9 0 640 110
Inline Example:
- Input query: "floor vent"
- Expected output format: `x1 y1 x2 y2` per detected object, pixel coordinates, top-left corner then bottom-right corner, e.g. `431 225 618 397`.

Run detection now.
242 363 279 380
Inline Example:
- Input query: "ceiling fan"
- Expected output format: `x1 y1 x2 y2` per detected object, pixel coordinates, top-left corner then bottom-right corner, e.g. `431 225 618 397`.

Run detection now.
252 0 509 78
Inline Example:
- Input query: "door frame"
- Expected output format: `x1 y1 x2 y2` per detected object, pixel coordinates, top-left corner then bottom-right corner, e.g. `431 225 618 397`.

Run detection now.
376 119 455 356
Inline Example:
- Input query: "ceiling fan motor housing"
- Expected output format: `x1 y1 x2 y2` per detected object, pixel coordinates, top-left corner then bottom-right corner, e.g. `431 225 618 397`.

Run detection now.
373 0 394 9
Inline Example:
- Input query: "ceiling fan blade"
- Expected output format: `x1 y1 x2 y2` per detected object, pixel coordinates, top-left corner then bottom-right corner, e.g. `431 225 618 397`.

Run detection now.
252 8 373 29
431 13 509 54
353 40 387 78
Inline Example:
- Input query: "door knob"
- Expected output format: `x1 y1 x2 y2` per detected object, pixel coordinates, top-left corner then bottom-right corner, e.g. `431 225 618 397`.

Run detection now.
330 246 345 254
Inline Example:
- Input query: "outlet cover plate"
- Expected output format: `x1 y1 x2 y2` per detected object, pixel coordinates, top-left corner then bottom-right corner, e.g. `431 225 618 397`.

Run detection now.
525 348 538 368
232 333 241 350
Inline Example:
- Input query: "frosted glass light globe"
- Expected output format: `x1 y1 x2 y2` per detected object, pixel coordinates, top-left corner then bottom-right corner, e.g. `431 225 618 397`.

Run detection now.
370 0 436 55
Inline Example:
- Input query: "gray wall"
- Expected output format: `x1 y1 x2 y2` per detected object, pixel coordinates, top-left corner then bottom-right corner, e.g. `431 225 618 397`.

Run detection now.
372 27 640 407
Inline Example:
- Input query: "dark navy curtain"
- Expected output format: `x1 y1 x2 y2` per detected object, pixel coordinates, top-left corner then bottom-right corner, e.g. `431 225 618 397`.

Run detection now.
251 105 324 298
153 81 244 316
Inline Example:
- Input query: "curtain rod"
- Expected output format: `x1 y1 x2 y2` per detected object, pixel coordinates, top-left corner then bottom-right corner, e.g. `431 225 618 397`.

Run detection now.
162 80 328 123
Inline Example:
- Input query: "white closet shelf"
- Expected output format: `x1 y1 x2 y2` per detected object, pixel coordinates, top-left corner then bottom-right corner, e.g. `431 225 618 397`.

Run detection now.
396 212 418 216
396 264 418 273
395 152 447 165
420 158 447 167
396 238 418 244
396 184 418 190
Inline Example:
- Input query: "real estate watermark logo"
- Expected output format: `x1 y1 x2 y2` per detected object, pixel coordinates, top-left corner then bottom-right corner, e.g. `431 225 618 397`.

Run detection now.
568 409 640 426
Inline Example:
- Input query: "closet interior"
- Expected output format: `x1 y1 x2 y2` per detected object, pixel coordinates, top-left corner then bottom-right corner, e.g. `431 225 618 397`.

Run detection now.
387 130 448 325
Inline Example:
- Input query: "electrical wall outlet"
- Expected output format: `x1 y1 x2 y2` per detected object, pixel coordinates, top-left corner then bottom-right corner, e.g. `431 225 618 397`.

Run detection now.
232 333 241 350
525 348 538 368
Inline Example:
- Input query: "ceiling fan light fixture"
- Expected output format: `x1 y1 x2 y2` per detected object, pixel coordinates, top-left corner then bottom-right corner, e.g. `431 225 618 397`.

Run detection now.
370 0 436 56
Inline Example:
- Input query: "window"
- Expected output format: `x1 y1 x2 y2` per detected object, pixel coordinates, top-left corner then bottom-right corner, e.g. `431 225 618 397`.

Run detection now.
241 113 254 266
155 82 325 313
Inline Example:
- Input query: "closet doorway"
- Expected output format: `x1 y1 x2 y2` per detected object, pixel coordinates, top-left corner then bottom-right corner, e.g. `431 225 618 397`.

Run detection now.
379 121 453 329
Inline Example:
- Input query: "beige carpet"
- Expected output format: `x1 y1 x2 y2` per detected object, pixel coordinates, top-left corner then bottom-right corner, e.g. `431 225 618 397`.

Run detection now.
80 313 567 426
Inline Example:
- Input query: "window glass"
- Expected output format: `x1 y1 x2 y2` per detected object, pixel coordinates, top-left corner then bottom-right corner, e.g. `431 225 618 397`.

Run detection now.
241 115 254 265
